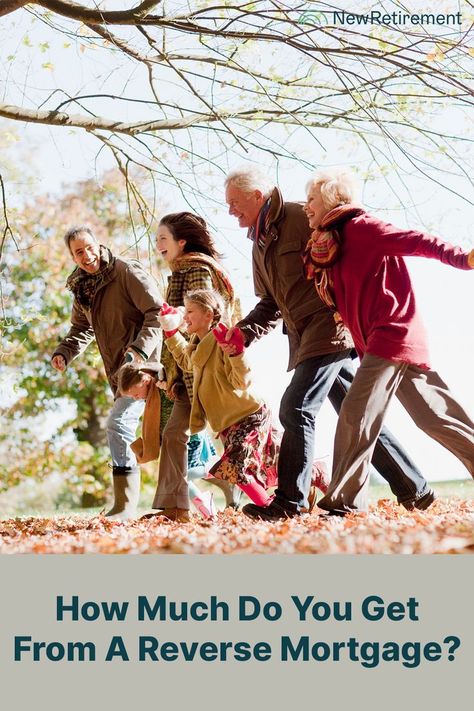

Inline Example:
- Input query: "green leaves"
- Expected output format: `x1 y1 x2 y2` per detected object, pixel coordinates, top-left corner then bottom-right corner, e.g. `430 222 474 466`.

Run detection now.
0 170 154 507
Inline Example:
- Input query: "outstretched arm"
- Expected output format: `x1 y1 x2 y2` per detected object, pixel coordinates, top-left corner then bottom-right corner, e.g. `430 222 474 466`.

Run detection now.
237 295 282 346
235 255 282 347
365 215 474 270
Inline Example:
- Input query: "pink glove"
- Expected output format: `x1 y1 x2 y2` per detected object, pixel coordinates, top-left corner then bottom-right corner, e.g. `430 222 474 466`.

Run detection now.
212 323 245 355
158 302 185 337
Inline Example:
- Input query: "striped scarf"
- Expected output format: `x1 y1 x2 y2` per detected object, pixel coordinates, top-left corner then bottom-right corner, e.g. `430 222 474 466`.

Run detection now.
303 204 364 311
248 198 272 248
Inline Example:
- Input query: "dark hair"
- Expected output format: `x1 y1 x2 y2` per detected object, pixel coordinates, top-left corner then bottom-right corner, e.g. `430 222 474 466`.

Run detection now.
63 225 97 252
117 362 164 395
159 212 222 260
117 364 150 395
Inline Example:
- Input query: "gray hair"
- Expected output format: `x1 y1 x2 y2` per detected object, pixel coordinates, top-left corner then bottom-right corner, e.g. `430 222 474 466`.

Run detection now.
225 165 274 198
306 169 358 211
63 225 97 252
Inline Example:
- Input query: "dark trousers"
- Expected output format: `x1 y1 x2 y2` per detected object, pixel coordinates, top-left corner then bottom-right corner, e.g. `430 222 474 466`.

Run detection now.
276 350 429 512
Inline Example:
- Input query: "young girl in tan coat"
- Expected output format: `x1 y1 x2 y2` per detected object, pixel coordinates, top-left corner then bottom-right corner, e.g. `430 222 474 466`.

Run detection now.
157 288 329 507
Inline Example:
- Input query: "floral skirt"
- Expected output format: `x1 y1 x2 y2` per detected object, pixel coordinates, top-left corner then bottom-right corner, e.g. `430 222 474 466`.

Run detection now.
209 405 280 487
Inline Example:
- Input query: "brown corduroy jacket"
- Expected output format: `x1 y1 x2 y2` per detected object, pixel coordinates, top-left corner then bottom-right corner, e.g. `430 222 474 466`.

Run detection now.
237 188 353 371
53 257 163 395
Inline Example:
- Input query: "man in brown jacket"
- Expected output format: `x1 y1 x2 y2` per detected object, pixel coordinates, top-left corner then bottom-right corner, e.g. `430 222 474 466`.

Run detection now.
224 167 434 520
51 226 163 520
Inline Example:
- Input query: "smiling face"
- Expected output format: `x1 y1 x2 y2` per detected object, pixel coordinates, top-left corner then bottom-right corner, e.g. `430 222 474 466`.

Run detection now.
183 299 214 339
225 183 267 229
156 224 186 264
304 184 329 230
123 373 153 400
69 233 101 274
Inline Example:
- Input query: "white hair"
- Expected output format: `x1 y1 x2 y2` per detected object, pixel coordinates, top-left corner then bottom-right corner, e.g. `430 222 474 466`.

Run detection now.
225 165 274 198
306 169 358 211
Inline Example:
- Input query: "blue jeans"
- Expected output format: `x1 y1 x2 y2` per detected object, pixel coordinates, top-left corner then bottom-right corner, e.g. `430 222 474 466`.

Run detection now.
276 350 429 512
106 397 145 468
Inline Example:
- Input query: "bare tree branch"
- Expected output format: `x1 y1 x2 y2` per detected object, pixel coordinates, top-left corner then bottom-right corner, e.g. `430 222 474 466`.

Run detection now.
0 0 29 18
24 0 163 24
0 173 17 262
1 101 328 133
1 0 472 261
0 102 208 133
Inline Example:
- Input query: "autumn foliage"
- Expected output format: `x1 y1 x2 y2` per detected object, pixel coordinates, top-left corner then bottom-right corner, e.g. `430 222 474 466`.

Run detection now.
1 500 474 554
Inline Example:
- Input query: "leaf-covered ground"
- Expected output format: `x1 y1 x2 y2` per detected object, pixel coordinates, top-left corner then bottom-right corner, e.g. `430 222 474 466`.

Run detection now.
1 498 473 554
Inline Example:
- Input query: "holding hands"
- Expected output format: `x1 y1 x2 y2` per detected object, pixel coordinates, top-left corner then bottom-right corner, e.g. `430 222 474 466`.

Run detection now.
212 323 245 356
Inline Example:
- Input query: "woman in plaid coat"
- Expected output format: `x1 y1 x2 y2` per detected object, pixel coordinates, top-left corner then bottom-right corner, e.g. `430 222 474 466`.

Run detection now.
148 212 240 522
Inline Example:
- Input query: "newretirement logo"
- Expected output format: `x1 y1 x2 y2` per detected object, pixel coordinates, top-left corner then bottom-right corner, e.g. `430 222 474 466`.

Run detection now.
299 9 329 26
298 8 462 27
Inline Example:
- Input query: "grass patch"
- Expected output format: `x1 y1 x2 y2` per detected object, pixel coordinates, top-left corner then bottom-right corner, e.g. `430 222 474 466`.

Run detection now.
369 478 474 502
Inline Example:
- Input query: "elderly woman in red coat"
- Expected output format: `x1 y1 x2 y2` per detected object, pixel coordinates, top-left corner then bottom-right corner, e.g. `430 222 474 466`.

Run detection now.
303 169 474 515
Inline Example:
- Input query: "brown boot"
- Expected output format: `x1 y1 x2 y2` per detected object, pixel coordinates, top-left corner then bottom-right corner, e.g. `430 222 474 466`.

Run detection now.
141 508 190 523
161 508 190 522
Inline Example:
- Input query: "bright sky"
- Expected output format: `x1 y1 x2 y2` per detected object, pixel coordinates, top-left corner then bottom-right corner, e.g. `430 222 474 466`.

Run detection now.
1 1 473 482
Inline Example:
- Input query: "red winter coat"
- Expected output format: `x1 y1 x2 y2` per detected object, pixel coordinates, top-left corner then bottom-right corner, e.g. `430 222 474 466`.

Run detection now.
332 213 471 368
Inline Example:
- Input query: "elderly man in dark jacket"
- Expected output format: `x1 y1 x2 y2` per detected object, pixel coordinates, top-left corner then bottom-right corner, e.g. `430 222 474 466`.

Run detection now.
51 226 163 520
223 167 434 521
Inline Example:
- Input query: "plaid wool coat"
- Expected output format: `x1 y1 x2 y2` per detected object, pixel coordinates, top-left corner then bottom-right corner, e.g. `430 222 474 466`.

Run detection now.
163 263 224 399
